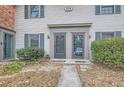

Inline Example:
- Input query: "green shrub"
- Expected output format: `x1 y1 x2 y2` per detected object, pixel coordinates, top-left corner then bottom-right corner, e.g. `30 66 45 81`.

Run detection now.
91 38 124 68
16 48 44 61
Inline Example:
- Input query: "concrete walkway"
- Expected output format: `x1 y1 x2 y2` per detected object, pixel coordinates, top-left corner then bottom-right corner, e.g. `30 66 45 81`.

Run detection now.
58 65 82 87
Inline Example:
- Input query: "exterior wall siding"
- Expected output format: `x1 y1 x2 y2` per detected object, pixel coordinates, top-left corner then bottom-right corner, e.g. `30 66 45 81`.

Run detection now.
15 5 124 59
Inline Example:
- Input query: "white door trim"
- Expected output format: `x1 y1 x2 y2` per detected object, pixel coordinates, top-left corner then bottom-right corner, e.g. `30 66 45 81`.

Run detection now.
49 26 90 60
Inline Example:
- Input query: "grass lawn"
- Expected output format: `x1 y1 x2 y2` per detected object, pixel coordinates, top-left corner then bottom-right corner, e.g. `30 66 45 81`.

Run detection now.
77 64 124 87
0 61 63 87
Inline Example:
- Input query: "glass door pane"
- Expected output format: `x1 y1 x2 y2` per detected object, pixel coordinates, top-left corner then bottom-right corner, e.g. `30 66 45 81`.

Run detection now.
72 33 84 59
54 33 66 59
3 33 14 59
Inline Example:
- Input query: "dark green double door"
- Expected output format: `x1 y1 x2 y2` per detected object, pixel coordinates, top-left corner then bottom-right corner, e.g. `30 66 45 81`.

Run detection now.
3 32 14 59
54 32 85 59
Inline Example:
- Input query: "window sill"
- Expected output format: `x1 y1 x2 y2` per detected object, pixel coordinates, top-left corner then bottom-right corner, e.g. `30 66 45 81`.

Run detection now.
96 13 121 16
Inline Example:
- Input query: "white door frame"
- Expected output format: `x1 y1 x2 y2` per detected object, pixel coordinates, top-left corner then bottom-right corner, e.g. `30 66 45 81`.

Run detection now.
49 27 90 60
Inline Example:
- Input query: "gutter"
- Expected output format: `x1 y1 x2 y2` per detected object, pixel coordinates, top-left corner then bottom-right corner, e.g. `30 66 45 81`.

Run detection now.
0 26 16 33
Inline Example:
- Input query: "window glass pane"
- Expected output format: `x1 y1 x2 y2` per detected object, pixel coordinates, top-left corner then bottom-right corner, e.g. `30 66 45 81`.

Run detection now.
30 5 39 18
101 6 114 14
56 35 64 53
102 32 114 39
73 35 84 57
30 34 39 48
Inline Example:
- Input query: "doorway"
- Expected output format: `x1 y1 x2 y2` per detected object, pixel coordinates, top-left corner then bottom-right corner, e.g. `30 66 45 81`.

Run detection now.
3 32 14 59
54 33 66 59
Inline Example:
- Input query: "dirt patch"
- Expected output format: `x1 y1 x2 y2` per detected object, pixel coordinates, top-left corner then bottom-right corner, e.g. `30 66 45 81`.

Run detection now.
22 62 61 72
77 64 124 87
0 62 63 87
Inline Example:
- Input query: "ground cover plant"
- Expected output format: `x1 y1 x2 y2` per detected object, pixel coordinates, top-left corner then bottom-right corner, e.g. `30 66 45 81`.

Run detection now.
0 60 35 76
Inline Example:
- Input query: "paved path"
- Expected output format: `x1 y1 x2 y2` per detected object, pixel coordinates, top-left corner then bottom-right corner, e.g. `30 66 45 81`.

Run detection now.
58 65 82 87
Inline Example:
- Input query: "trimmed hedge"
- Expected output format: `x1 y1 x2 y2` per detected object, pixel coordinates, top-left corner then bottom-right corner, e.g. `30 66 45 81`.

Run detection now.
91 38 124 68
16 48 44 61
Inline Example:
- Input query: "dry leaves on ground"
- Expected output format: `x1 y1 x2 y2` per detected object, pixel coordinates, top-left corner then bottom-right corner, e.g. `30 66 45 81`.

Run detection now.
0 62 63 87
77 64 124 87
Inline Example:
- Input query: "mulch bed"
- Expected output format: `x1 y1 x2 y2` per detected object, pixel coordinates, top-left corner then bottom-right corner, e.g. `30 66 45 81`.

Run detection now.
0 62 63 87
77 64 124 87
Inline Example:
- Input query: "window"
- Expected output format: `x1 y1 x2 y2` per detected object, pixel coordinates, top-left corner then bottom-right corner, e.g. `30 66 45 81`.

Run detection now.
24 5 44 19
95 31 122 40
29 34 39 48
101 6 114 14
24 33 44 49
102 32 114 39
30 5 40 18
95 5 121 15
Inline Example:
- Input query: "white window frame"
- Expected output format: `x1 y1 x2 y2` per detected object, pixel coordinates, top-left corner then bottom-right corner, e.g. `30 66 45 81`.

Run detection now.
28 34 40 48
100 5 115 15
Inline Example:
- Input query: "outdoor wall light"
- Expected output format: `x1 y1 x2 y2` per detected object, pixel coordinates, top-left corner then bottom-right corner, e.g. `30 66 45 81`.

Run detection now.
89 35 91 39
47 35 50 39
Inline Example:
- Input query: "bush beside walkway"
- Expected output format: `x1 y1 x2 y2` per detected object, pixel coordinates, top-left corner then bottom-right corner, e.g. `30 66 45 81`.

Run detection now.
91 38 124 68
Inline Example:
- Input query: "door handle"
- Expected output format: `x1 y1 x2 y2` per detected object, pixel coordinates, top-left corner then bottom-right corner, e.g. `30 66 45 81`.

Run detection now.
0 42 2 45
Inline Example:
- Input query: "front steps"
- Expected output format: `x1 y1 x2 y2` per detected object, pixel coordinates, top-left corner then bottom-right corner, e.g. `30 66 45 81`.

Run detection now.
50 59 91 65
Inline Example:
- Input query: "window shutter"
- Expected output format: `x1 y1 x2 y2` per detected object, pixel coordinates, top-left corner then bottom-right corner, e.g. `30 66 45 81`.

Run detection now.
40 33 44 50
95 32 101 40
115 31 121 37
95 5 100 15
24 34 29 48
24 5 29 19
40 5 44 18
115 5 121 14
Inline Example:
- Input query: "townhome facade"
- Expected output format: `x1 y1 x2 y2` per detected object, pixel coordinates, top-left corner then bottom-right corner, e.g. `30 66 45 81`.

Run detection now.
0 5 16 61
15 5 124 62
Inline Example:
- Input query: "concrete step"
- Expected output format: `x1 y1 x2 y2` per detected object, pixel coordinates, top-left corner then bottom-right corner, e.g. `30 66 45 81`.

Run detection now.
50 59 91 65
80 64 92 71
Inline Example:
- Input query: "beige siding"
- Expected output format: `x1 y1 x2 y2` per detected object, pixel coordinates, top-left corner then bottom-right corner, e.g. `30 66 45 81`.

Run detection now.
15 5 124 59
